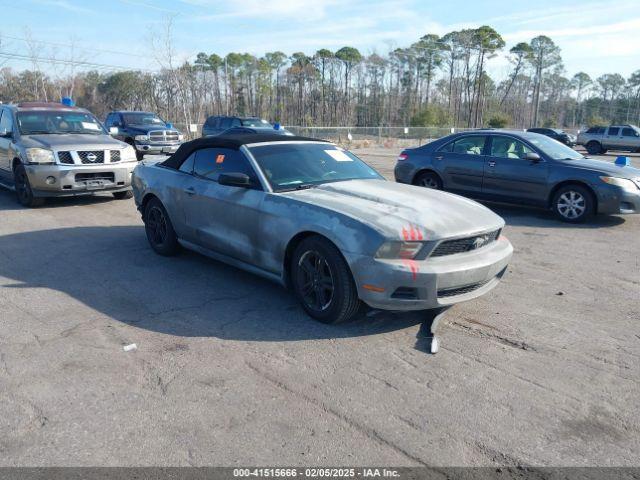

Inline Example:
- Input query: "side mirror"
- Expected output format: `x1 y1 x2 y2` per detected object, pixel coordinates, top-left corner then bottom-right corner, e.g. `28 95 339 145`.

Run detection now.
0 128 12 138
218 172 252 188
109 126 119 135
166 122 173 129
525 152 542 163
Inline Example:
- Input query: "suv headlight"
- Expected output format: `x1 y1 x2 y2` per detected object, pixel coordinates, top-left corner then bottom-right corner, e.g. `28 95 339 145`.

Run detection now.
178 133 184 141
26 148 55 164
134 134 149 142
375 241 423 259
600 176 638 191
121 145 137 161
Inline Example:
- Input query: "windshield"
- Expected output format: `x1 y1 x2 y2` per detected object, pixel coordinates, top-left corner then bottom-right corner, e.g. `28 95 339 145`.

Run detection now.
122 113 165 126
248 143 384 192
17 111 106 135
526 134 583 160
242 118 272 127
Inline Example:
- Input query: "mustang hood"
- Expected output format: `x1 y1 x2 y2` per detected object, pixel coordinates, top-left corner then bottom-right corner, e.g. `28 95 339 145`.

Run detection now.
21 134 125 150
285 179 505 241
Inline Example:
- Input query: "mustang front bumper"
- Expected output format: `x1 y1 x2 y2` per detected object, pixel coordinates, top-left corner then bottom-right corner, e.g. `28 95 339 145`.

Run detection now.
25 162 137 197
346 236 513 311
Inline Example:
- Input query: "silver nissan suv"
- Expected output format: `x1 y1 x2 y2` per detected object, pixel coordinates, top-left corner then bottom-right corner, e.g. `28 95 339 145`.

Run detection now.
0 102 138 207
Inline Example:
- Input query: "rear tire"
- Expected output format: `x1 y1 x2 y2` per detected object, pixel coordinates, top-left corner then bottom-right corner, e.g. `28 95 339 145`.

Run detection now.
291 236 360 324
586 141 603 155
112 190 133 200
552 185 594 223
413 171 442 189
14 164 44 208
143 197 180 256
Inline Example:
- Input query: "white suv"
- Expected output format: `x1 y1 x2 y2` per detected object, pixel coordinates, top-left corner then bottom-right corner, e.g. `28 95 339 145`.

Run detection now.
577 124 640 154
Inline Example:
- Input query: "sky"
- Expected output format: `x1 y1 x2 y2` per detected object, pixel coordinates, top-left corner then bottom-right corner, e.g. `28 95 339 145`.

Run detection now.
0 0 639 81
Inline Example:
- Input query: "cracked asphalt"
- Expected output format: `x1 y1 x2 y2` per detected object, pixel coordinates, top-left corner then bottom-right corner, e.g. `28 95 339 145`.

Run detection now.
0 150 638 466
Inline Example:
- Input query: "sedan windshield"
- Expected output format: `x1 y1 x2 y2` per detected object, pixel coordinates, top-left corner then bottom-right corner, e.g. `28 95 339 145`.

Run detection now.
122 113 165 126
248 143 384 192
526 134 583 160
17 111 105 135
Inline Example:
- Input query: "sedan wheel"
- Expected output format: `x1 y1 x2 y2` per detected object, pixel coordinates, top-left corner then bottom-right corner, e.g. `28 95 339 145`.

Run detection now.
144 198 180 255
414 171 442 190
291 236 360 324
552 185 594 223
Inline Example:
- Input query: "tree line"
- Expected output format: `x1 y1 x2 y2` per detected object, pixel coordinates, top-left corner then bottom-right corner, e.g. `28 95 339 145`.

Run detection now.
1 26 639 131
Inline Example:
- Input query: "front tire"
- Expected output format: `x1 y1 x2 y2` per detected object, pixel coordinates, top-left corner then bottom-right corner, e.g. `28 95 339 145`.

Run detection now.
552 185 594 223
14 164 44 207
586 141 603 155
291 236 360 324
143 198 180 256
112 190 133 200
413 171 442 189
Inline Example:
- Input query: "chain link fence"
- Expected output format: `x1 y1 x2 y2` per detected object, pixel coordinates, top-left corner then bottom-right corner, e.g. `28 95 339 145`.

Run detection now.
284 126 482 148
172 124 500 147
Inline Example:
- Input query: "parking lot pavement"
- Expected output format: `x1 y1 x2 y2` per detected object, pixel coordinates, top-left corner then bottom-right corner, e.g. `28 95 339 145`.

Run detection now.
0 151 639 467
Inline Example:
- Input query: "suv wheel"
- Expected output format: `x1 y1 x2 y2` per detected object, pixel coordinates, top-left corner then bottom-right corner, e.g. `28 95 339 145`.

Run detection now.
586 141 603 155
552 185 594 223
414 171 442 189
291 236 360 324
14 164 44 207
143 198 180 255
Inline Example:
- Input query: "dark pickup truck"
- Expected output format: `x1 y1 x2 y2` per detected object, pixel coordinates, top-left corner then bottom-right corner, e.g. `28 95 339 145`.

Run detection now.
105 111 184 160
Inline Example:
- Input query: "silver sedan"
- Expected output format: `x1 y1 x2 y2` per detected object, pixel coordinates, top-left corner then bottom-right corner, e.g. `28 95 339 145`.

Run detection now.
132 135 512 351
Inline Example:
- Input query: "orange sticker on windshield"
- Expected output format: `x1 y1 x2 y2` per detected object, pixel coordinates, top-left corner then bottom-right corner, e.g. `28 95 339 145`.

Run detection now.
216 154 225 164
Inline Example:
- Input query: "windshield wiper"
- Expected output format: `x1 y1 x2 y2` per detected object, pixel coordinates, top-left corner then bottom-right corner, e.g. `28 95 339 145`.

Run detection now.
278 183 317 192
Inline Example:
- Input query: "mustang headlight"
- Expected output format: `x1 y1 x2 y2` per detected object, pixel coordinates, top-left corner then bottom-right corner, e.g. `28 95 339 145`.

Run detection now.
26 148 55 164
375 241 423 259
134 134 149 142
121 145 137 161
600 176 638 191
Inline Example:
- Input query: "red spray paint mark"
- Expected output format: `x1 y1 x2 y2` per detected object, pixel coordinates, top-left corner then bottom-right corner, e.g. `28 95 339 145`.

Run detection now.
402 259 419 281
401 224 425 241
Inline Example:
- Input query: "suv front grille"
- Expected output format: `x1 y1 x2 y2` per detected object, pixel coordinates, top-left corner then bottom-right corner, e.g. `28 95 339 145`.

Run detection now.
438 279 491 298
78 151 105 164
148 130 180 143
110 150 121 162
430 229 500 257
57 151 74 164
75 172 115 183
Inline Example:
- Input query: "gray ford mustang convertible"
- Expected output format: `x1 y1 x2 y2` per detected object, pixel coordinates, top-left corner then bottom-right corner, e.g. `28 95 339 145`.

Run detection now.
132 134 513 351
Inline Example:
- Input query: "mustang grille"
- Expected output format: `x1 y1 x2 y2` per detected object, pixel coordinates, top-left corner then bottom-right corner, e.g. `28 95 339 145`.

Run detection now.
57 151 74 164
78 151 105 164
438 279 492 298
110 150 121 162
430 229 500 257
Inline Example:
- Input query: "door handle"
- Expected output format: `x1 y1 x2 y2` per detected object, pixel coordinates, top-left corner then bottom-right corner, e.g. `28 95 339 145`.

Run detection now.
435 155 443 160
488 161 496 167
184 187 195 195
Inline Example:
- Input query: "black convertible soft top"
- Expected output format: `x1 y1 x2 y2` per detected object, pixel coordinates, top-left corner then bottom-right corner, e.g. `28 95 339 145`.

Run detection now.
161 134 326 170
